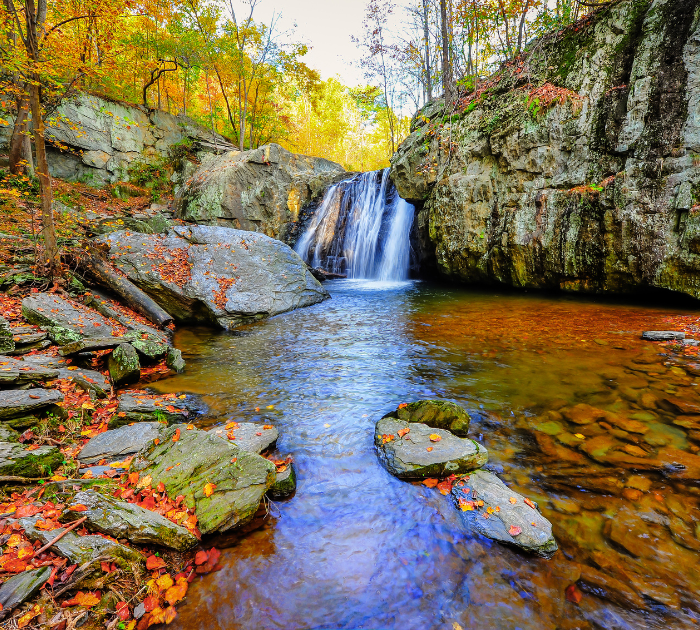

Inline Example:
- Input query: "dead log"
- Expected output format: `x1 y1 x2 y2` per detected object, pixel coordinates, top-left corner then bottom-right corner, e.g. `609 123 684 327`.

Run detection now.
78 249 173 328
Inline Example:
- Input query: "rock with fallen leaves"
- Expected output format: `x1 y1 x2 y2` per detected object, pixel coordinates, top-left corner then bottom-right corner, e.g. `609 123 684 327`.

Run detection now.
0 566 51 620
99 225 330 329
131 425 276 534
451 470 558 559
382 399 472 437
0 355 59 387
79 422 166 464
211 422 278 454
374 418 488 479
55 366 111 399
20 515 143 567
268 462 296 500
0 387 64 420
61 490 198 551
0 441 63 477
110 392 197 428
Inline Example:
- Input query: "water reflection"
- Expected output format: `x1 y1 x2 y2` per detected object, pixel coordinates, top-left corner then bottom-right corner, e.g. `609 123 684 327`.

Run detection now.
152 281 700 630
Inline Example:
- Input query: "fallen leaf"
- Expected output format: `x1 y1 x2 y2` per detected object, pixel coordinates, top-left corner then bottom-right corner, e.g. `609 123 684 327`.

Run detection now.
398 403 408 409
146 555 166 571
142 594 159 612
426 447 433 452
509 497 517 504
156 573 174 590
524 498 536 509
116 601 130 621
203 482 216 497
429 434 442 442
565 583 582 604
194 550 209 566
68 504 88 512
164 577 188 605
397 427 410 438
509 525 522 536
17 604 42 628
422 478 438 488
172 429 181 442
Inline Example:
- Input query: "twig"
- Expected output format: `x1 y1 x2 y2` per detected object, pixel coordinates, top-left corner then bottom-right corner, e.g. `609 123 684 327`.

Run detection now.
33 516 87 557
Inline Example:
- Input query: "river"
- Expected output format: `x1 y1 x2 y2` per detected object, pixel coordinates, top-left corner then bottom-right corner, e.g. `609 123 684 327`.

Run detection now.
151 280 700 630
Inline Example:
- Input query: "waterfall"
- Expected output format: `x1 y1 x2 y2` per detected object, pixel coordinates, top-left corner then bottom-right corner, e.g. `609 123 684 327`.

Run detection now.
294 169 415 281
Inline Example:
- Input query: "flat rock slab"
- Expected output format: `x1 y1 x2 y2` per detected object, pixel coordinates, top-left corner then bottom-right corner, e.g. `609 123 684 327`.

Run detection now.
62 490 197 551
642 331 685 341
382 399 471 437
59 336 124 355
99 225 329 329
451 470 557 558
0 566 51 618
0 441 62 477
20 516 143 566
55 366 111 398
374 418 487 479
210 422 278 453
0 356 59 386
111 393 193 428
22 293 120 344
132 425 276 535
0 388 64 420
20 355 69 369
79 422 165 464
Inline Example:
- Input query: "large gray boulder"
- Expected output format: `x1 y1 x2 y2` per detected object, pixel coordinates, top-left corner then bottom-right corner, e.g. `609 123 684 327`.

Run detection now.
382 400 471 437
452 470 557 558
374 417 487 479
62 490 197 551
131 425 276 535
99 225 329 328
78 422 165 464
174 143 346 243
0 567 51 619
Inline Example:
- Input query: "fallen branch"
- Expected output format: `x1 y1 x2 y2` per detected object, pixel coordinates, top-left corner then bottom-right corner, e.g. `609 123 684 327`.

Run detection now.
53 554 110 597
33 516 87 557
0 475 49 483
77 247 173 327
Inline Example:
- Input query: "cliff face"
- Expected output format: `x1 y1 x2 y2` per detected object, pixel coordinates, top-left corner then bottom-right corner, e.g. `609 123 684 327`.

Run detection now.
391 0 700 299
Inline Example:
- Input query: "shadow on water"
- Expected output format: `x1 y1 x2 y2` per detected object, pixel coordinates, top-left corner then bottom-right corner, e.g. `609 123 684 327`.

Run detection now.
151 280 700 630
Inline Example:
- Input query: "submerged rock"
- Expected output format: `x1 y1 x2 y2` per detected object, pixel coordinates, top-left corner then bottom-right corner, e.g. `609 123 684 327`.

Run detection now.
78 422 166 464
0 388 64 420
131 425 276 534
62 490 197 551
0 567 51 619
99 225 329 328
166 347 185 373
108 343 140 387
174 143 346 242
382 400 471 436
642 331 685 341
451 470 557 558
374 417 487 479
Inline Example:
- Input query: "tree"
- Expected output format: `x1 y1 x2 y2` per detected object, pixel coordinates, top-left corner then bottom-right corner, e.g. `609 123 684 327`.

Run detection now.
439 0 454 105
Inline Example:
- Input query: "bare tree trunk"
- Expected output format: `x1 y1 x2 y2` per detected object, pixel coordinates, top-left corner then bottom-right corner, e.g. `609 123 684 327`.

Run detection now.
9 98 34 176
440 0 454 106
422 0 432 101
516 0 532 55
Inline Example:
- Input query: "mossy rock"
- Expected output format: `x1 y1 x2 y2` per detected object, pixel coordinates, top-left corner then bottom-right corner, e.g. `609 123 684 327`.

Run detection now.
0 441 63 478
108 343 140 386
382 400 471 437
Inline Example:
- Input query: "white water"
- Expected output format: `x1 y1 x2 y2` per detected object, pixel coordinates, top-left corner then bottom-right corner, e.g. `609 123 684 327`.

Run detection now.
294 169 415 281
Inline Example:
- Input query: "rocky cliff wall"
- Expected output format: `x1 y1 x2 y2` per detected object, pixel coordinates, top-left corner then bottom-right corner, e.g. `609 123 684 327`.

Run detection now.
391 0 700 300
0 93 234 186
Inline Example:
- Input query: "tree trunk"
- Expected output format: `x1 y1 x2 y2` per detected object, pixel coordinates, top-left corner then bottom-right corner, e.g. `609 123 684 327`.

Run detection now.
440 0 454 106
9 98 34 176
422 0 432 101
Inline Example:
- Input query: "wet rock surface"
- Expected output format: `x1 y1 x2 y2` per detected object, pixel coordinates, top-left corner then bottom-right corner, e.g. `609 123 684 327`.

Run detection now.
111 392 194 428
131 425 276 535
0 567 51 618
78 422 165 464
451 470 558 558
211 422 278 453
0 388 64 420
62 490 197 551
381 399 471 436
642 331 686 341
268 463 296 500
99 225 329 328
374 417 487 479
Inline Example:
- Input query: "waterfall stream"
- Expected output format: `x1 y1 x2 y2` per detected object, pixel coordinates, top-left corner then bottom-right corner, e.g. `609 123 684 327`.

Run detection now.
294 169 415 281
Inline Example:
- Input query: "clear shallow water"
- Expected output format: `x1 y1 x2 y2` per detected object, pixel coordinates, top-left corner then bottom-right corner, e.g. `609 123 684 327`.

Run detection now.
152 281 700 630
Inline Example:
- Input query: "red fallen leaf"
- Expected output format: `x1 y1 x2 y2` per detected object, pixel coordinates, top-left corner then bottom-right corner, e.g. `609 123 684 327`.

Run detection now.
121 488 135 500
565 584 582 604
422 478 438 488
101 561 111 573
397 427 410 438
157 482 165 493
116 601 130 621
15 504 41 518
140 496 156 510
436 479 453 496
142 594 159 612
523 498 536 509
508 525 522 537
194 550 209 566
172 429 181 442
68 504 88 512
3 558 28 573
28 394 40 399
61 590 101 608
146 555 166 570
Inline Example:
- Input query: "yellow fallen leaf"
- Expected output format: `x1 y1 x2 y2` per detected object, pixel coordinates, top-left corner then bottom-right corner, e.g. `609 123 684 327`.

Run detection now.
156 573 174 590
266 405 274 410
574 433 585 439
429 434 442 442
509 497 517 504
203 482 216 497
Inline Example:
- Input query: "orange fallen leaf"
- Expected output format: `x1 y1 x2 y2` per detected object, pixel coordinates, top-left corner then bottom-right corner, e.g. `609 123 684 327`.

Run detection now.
164 577 188 605
68 504 88 512
156 573 174 590
194 550 209 566
398 403 408 409
429 434 442 442
565 584 582 604
524 498 536 509
426 447 433 452
422 478 438 488
186 424 194 430
509 497 517 504
397 427 410 438
146 555 166 570
142 594 159 612
203 482 216 498
17 604 41 628
172 429 181 442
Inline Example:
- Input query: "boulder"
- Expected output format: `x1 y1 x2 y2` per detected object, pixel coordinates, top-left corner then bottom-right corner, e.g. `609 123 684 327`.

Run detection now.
0 388 64 420
99 225 329 329
0 356 59 387
110 393 194 428
22 293 120 344
211 422 278 453
0 441 62 477
0 316 14 354
61 490 197 551
642 331 686 341
174 143 346 243
19 516 142 566
108 343 140 387
131 425 276 535
0 567 51 619
268 463 296 500
166 347 185 373
382 400 471 437
374 417 487 479
451 470 558 558
78 422 165 464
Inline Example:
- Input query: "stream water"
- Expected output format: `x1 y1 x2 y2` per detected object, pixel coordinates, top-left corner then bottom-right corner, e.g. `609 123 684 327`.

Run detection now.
151 281 700 630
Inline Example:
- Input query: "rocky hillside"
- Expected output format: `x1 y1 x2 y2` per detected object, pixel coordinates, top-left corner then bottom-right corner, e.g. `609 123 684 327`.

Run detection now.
391 0 700 299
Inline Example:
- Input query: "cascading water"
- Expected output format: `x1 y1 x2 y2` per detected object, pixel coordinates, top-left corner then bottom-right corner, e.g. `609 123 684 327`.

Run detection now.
294 169 415 281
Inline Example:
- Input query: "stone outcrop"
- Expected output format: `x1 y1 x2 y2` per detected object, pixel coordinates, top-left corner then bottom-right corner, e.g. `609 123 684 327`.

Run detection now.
100 225 329 328
174 143 346 243
0 93 234 186
391 0 700 301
